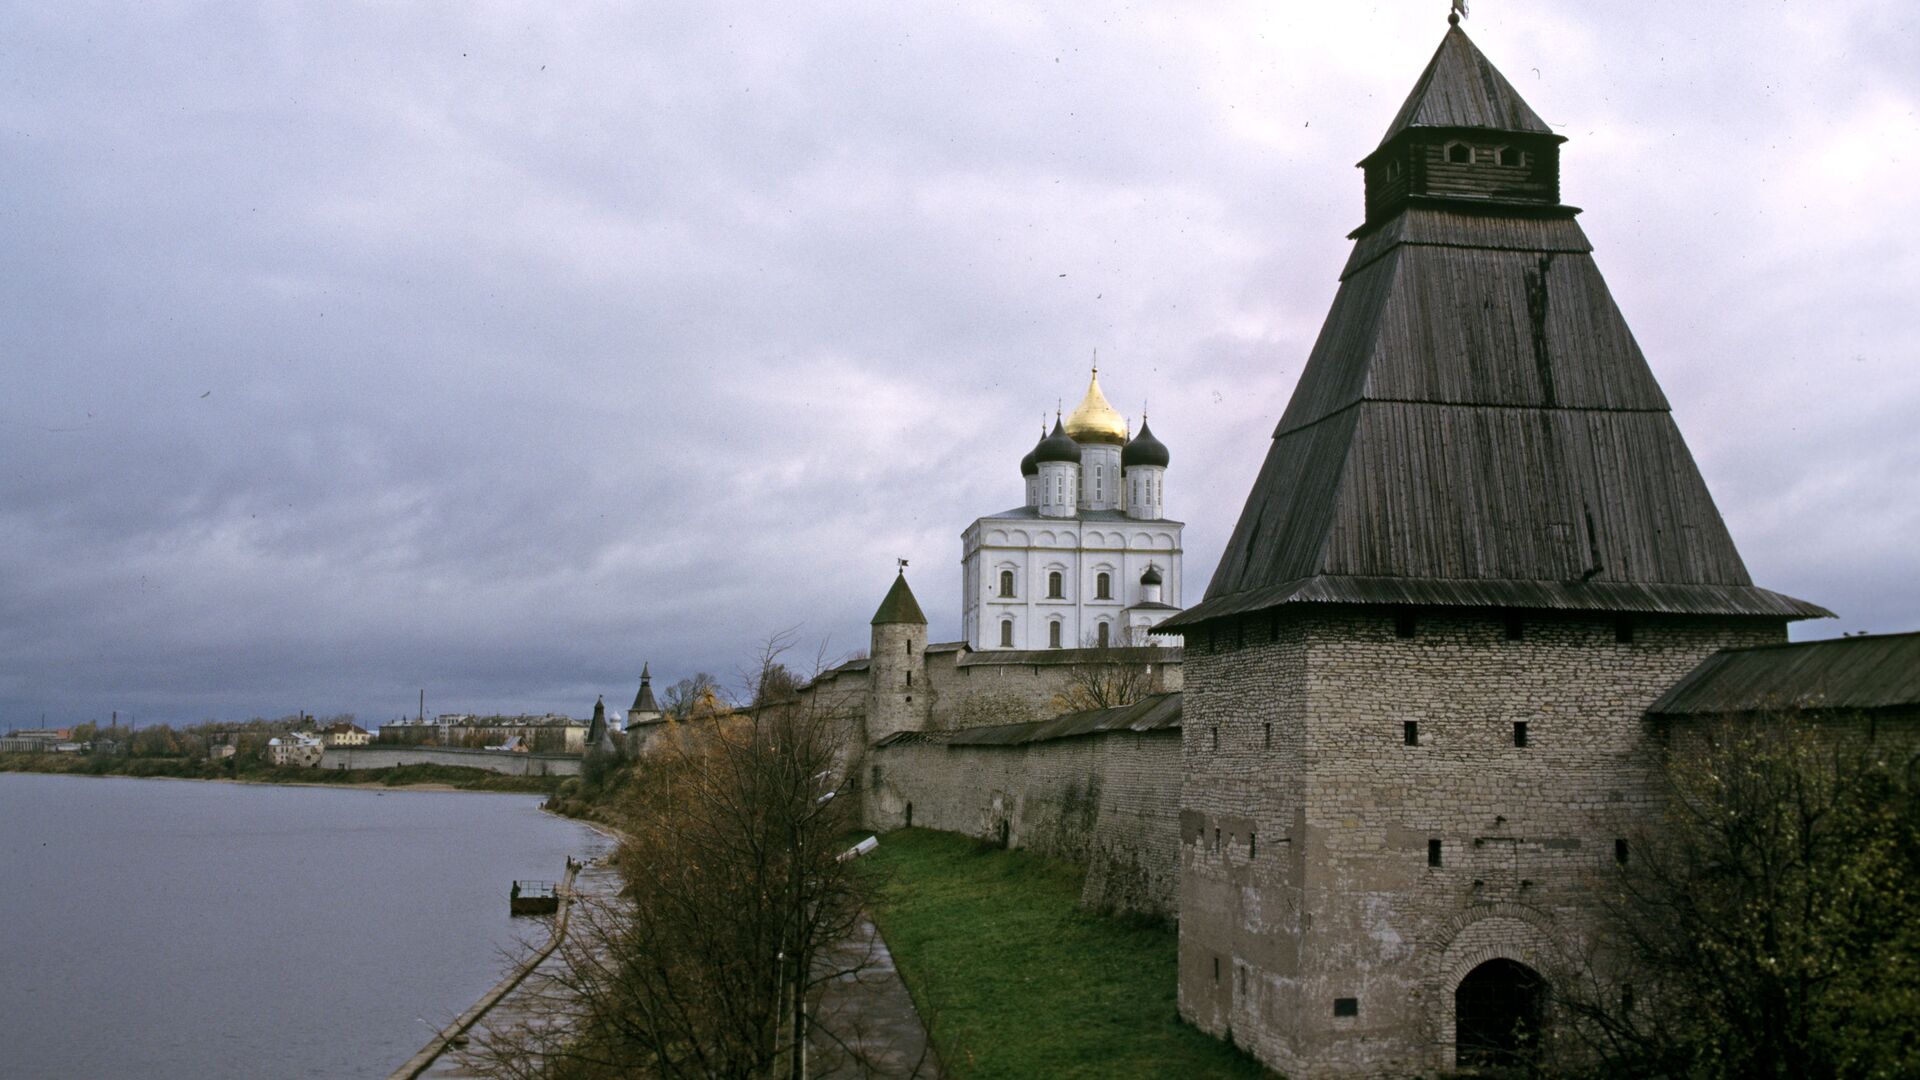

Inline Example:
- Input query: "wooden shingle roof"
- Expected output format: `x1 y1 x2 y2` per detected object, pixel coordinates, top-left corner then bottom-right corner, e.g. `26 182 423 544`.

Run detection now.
1164 35 1827 631
1370 25 1556 156
870 571 927 626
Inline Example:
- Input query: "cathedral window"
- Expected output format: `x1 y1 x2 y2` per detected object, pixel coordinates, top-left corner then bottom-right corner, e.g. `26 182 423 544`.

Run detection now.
1047 571 1064 599
1096 572 1111 600
1048 621 1062 649
1096 621 1110 647
1000 620 1014 648
999 570 1015 598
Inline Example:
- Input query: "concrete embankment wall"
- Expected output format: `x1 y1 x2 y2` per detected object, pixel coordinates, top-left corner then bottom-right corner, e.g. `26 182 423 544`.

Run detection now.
324 745 581 777
866 728 1181 917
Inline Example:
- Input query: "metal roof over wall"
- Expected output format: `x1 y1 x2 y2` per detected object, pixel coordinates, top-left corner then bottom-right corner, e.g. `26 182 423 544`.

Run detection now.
940 692 1182 747
1649 632 1920 717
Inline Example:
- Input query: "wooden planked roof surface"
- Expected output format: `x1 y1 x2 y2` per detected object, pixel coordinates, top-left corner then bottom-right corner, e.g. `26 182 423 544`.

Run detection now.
1371 25 1556 155
1166 32 1830 632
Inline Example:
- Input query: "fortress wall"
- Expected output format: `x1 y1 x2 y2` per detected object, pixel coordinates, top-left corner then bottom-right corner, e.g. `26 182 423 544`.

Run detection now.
866 727 1182 916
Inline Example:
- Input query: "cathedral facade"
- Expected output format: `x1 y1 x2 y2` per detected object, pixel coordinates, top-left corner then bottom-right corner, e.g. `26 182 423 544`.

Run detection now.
960 369 1185 651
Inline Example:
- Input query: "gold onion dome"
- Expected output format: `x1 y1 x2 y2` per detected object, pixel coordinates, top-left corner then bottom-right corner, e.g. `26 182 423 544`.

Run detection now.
1064 369 1128 446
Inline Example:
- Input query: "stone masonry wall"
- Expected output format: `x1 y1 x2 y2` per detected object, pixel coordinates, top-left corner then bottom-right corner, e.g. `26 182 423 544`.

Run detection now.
867 727 1183 916
1178 607 1784 1078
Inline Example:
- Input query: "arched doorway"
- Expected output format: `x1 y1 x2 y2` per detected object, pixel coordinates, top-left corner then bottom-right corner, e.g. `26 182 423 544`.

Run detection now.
1455 958 1546 1069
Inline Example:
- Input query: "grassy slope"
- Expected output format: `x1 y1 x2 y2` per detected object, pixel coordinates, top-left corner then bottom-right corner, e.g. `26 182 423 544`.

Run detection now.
863 828 1271 1080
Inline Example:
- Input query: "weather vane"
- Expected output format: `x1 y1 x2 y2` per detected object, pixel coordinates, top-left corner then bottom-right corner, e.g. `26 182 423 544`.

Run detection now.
897 557 910 570
1450 0 1468 25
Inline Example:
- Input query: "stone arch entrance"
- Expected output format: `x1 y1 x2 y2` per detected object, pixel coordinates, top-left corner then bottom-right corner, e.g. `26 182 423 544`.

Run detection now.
1455 957 1546 1069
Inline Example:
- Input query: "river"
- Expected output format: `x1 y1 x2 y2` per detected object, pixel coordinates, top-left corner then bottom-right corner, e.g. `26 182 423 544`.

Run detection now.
0 772 611 1079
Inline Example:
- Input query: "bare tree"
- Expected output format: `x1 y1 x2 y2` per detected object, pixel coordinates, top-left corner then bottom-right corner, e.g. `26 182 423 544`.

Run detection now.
470 641 890 1080
1051 627 1157 713
663 673 724 719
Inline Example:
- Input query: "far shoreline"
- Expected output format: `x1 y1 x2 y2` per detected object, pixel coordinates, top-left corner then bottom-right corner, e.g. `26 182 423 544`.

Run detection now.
0 754 562 796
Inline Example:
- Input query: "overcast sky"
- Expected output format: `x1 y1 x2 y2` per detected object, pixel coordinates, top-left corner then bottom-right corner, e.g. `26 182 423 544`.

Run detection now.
2 2 1915 727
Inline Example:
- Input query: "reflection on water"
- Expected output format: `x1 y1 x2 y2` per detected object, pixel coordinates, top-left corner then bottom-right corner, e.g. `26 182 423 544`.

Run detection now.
0 772 609 1080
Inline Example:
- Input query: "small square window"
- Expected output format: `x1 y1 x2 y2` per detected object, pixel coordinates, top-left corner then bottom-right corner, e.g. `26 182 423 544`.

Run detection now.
1513 721 1529 748
1334 997 1359 1017
1404 720 1420 746
1428 839 1443 867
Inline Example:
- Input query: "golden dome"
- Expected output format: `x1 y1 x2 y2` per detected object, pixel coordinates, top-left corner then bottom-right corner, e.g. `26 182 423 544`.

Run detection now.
1064 368 1128 446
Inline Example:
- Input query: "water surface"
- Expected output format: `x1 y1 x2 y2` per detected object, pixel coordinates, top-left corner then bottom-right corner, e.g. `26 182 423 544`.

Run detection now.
0 772 608 1079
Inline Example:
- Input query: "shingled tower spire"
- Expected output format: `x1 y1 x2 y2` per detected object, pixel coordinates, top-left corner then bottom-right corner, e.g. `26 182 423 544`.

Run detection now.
1166 23 1824 630
1171 24 1825 1078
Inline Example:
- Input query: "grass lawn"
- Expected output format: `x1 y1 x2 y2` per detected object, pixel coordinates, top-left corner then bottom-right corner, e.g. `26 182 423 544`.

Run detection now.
862 828 1272 1080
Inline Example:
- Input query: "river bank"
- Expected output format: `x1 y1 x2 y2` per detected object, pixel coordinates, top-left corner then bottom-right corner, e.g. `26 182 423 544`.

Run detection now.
0 751 561 793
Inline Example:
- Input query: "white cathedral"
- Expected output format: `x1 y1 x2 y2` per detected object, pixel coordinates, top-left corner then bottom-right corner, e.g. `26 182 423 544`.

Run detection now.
960 368 1185 650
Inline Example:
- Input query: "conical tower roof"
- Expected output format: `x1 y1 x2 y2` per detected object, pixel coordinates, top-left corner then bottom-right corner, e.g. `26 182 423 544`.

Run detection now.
586 696 608 745
631 663 660 715
1369 24 1555 156
1163 27 1827 631
871 570 927 626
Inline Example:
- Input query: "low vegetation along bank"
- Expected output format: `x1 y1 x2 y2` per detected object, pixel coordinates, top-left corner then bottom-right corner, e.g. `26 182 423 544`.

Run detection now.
860 827 1270 1080
0 752 560 793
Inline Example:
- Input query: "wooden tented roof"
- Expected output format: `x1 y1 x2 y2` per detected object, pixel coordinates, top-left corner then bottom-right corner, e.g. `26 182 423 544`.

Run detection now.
1163 33 1827 631
1369 25 1556 158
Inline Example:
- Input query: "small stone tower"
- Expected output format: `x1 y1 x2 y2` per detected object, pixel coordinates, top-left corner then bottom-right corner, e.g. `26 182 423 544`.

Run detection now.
865 569 930 744
1161 20 1827 1077
629 663 662 725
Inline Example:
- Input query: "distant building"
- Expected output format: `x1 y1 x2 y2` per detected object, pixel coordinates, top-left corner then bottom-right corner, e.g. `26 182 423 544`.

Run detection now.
266 732 323 767
0 729 70 754
961 369 1185 651
320 721 370 747
209 744 237 761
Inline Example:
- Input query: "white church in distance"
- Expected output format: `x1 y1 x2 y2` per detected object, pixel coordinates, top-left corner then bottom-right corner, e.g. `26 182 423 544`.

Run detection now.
960 368 1185 650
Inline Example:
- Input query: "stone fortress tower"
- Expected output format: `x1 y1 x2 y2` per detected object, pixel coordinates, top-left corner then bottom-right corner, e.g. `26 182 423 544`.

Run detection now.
866 569 932 745
961 368 1185 651
1157 20 1828 1077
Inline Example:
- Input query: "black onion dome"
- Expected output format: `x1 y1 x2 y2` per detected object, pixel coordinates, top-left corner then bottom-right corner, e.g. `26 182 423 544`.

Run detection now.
1034 418 1082 464
1122 417 1170 468
1019 427 1046 476
1141 564 1164 586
